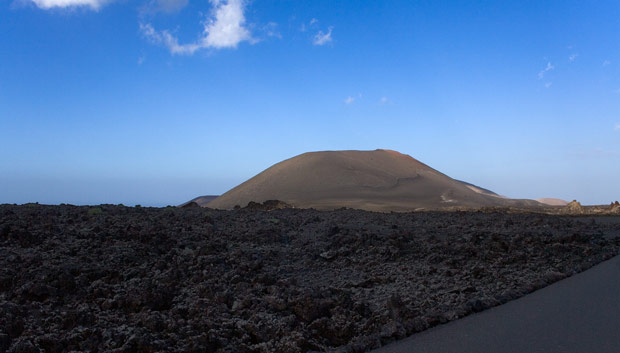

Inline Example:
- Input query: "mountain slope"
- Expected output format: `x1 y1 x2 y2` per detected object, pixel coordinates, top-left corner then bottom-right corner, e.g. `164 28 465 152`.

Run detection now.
179 195 219 207
206 149 541 211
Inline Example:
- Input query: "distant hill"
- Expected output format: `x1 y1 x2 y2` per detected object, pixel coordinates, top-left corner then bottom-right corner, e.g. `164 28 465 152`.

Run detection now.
179 195 218 207
205 149 542 212
536 198 569 206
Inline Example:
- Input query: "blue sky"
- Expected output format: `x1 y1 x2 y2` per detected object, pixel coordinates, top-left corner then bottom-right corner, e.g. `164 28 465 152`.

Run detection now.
1 0 619 206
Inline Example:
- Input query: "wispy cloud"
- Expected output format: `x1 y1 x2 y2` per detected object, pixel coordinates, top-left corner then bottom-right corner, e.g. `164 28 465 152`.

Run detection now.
344 96 355 105
569 53 578 62
313 26 333 46
380 97 388 104
142 0 188 14
261 22 281 39
538 62 554 79
544 82 552 88
615 123 620 131
603 60 611 67
140 23 199 55
141 0 252 55
300 18 318 33
30 0 109 10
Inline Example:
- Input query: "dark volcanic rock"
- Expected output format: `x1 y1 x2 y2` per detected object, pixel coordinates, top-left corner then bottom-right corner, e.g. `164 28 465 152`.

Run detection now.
244 200 292 211
0 204 619 352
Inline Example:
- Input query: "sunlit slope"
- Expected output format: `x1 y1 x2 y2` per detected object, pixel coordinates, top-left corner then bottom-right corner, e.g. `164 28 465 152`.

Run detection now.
207 149 541 211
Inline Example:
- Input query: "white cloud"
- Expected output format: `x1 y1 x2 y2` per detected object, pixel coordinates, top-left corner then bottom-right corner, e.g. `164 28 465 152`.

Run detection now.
603 60 611 67
137 56 146 65
313 27 333 46
30 0 108 10
344 96 355 104
204 0 251 48
380 97 388 104
569 53 578 62
544 82 552 88
309 18 318 25
141 0 252 55
615 123 620 131
538 62 554 79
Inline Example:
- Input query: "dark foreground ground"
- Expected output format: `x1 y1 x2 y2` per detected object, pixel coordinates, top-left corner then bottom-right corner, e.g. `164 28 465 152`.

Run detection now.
374 254 620 353
1 204 619 353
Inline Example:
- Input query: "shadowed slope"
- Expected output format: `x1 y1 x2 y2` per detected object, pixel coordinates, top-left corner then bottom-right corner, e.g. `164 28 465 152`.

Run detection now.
207 149 541 211
179 195 218 207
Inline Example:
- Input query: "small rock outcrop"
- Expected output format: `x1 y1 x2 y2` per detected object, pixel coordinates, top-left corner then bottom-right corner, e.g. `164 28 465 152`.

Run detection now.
563 200 584 214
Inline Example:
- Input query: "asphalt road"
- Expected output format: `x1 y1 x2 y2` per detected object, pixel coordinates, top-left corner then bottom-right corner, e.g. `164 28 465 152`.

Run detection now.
373 255 620 353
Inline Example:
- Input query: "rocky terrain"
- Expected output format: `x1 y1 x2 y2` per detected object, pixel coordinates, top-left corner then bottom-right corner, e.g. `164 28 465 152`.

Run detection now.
1 203 619 353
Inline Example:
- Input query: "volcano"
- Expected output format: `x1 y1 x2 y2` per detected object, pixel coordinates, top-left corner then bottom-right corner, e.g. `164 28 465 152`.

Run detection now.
206 149 541 211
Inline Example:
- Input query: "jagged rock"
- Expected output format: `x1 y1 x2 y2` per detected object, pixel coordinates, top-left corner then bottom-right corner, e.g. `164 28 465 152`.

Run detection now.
7 338 39 353
0 204 618 353
244 200 292 211
0 333 12 353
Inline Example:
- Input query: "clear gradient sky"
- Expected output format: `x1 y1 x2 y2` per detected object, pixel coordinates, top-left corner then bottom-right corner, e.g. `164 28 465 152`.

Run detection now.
1 0 619 206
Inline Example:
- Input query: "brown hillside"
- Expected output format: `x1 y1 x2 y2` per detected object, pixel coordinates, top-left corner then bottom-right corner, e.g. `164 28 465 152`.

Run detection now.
207 149 541 211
